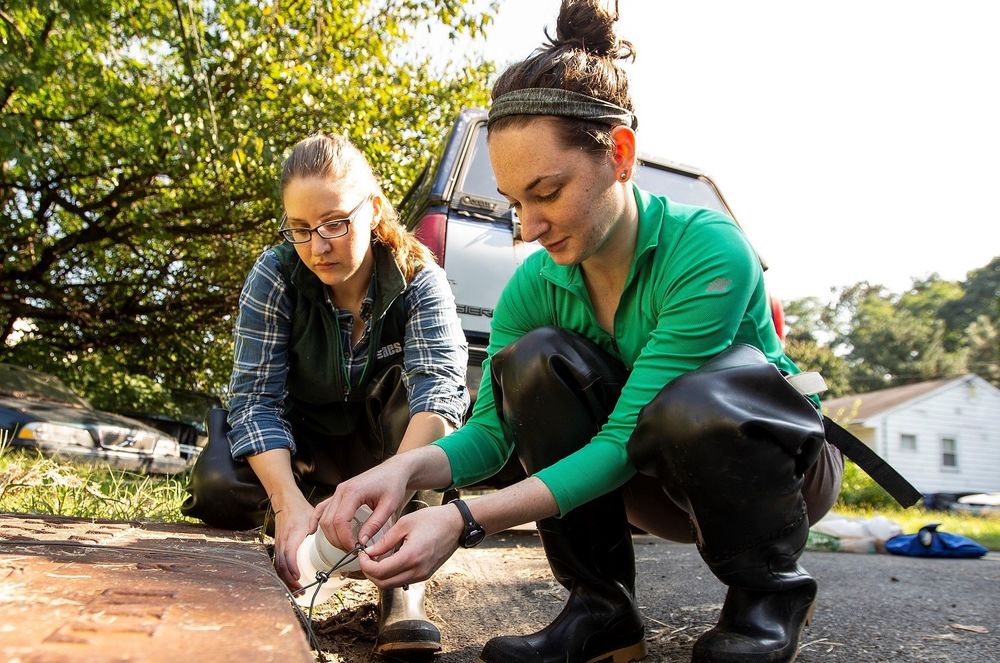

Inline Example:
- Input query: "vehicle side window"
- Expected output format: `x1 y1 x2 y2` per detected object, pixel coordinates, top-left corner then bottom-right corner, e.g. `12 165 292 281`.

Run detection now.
456 126 502 201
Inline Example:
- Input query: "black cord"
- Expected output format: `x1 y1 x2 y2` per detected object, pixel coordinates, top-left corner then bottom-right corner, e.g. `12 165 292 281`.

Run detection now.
0 538 355 663
300 543 366 622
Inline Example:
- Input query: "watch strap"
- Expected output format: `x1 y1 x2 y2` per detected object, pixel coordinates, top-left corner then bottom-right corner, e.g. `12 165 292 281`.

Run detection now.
450 498 485 547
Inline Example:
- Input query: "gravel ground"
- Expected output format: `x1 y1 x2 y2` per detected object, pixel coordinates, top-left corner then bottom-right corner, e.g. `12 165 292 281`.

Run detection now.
312 531 999 663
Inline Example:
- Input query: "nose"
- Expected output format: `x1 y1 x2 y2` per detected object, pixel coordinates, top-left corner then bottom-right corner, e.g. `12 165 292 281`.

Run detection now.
517 206 549 244
310 230 331 255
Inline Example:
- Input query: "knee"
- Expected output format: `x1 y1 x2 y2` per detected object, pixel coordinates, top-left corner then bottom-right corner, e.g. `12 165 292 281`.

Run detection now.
627 375 725 479
492 326 626 412
492 326 575 390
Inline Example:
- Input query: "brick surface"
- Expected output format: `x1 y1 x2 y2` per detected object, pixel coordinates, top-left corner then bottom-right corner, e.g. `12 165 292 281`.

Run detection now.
0 513 314 662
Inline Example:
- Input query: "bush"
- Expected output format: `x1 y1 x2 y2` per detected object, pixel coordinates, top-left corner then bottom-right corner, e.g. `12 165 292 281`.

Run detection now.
836 459 896 509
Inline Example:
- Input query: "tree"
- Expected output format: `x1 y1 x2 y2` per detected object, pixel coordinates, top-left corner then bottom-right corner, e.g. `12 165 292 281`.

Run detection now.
844 289 967 390
0 0 495 405
941 256 1000 332
783 337 852 398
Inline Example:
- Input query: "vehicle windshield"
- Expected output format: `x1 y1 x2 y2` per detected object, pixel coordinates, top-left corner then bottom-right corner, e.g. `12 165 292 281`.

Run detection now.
458 125 730 216
0 363 91 409
632 163 730 215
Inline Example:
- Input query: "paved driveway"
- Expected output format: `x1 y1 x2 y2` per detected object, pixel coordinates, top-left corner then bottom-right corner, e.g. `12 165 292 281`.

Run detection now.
327 532 998 662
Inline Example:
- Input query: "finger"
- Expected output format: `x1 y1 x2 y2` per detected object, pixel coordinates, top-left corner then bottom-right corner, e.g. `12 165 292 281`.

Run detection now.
273 546 292 586
284 539 302 584
311 491 338 535
330 494 364 550
362 519 406 559
360 553 427 589
359 498 397 546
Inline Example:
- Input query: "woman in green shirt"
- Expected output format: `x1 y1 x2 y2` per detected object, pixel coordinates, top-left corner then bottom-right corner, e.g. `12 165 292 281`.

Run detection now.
313 2 843 662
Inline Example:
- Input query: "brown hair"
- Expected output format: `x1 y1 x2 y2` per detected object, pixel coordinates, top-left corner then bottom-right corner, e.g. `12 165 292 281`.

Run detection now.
280 133 432 281
489 0 636 155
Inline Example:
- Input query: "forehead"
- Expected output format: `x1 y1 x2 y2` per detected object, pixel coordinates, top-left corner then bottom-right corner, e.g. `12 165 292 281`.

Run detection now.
487 117 584 192
282 176 361 217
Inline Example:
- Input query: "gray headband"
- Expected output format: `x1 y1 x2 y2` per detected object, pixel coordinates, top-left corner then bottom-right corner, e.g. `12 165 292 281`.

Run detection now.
488 88 638 131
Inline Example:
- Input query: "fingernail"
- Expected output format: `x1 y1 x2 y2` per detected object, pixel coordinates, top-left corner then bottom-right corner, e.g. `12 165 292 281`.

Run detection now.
359 535 369 545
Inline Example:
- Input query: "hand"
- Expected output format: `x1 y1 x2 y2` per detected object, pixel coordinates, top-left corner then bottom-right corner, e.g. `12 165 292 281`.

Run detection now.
358 503 465 588
272 494 315 590
311 458 411 556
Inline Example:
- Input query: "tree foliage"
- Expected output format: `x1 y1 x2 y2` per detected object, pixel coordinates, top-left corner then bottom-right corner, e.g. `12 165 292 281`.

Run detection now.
784 256 1000 395
0 0 494 406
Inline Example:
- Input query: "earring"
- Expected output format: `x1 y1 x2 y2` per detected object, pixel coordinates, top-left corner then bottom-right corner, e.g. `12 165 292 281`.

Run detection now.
620 171 628 180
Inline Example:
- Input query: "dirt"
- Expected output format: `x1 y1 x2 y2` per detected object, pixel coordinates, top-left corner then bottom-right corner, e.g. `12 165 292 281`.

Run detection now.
301 530 1000 663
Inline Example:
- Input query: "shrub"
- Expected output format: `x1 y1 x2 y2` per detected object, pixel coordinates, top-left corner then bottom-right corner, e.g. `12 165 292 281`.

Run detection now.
835 459 896 509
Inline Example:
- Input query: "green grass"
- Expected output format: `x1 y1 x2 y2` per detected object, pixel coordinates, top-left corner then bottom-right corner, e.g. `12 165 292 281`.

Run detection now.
833 459 1000 550
832 504 1000 551
2 437 996 552
0 442 196 523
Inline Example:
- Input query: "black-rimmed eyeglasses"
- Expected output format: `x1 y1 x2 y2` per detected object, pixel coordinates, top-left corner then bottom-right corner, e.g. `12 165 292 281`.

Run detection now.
277 194 372 244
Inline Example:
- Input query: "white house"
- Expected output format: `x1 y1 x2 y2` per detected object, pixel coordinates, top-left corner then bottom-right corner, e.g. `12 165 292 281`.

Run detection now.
823 375 1000 495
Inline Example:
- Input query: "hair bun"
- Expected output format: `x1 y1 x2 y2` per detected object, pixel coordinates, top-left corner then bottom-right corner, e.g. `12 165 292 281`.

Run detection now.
547 0 634 61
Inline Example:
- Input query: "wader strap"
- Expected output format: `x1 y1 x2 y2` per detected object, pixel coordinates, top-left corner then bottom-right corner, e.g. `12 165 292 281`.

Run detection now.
822 415 922 508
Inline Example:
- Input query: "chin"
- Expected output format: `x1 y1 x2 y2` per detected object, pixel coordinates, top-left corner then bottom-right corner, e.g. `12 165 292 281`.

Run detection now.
543 245 581 266
310 269 344 286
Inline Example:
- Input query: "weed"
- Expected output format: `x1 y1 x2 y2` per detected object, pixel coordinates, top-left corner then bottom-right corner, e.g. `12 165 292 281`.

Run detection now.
0 449 196 523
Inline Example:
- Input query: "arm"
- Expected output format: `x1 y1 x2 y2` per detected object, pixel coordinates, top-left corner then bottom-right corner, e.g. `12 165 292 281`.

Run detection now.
246 449 313 588
400 264 470 430
227 252 312 585
396 411 455 455
227 251 298 459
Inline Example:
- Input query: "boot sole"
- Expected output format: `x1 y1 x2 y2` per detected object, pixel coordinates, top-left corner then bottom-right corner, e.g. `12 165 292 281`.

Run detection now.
476 640 648 663
376 641 442 654
785 598 818 663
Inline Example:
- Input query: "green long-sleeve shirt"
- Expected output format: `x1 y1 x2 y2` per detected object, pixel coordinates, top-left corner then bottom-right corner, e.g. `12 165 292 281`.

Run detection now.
434 186 802 515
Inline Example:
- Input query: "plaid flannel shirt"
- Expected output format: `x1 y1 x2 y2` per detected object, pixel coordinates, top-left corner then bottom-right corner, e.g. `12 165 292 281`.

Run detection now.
227 249 469 459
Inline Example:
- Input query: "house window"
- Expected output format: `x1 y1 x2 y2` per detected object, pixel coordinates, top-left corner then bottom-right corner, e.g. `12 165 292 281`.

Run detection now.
941 437 958 469
900 434 917 451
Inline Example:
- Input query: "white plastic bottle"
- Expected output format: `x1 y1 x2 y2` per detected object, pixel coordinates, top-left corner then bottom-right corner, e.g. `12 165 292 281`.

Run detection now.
293 504 387 607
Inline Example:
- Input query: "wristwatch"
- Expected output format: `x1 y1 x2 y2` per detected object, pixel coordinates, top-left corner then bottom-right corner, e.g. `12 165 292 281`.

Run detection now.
450 498 487 548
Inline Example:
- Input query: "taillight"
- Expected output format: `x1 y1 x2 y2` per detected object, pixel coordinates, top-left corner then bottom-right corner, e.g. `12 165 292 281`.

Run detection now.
413 212 447 266
769 293 785 342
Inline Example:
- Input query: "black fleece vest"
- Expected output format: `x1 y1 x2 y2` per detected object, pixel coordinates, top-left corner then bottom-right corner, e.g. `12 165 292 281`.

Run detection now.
272 243 408 437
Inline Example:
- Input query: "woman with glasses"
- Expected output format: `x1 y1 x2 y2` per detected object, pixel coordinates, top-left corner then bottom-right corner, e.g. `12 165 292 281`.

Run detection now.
182 132 468 656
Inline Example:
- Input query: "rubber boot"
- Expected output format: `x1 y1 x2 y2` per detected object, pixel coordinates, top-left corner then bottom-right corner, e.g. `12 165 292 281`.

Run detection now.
478 327 647 663
376 582 441 656
375 490 443 657
628 344 827 663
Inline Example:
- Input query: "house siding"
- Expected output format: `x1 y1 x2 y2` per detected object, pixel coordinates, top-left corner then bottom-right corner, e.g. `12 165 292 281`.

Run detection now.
866 377 1000 494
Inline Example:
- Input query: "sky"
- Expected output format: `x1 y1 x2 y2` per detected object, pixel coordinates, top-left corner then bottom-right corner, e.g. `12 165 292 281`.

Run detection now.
464 1 1000 302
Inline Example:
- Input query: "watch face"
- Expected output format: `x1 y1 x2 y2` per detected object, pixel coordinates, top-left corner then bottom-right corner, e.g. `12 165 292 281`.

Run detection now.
463 526 487 548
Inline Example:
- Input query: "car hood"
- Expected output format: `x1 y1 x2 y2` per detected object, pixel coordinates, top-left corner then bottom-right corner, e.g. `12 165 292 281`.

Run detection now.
0 394 176 455
1 395 160 431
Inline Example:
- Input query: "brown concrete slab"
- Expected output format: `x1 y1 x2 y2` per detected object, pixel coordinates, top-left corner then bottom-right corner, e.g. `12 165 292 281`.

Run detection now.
0 513 314 662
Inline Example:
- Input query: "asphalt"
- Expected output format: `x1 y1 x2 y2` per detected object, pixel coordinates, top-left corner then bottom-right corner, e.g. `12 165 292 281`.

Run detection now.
418 531 1000 663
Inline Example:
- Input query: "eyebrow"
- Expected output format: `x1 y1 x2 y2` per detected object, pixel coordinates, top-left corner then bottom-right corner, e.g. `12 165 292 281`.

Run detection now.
285 209 351 225
496 173 560 198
